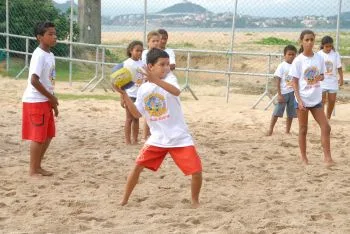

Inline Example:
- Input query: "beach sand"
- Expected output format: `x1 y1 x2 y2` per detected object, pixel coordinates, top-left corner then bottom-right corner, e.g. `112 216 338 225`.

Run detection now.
1 75 350 233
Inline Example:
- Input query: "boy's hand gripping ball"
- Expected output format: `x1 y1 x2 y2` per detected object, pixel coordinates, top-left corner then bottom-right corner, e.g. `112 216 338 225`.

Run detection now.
110 63 134 90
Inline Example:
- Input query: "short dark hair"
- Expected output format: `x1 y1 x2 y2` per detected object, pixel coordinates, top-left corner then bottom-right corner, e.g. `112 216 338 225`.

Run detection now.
126 40 143 57
157 29 168 38
34 21 55 38
146 48 169 65
284 45 297 55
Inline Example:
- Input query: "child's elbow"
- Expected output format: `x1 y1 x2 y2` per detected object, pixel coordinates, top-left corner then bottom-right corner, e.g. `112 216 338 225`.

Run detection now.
173 88 181 96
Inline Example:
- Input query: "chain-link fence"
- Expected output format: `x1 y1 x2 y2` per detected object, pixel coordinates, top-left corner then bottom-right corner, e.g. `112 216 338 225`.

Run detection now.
0 0 349 101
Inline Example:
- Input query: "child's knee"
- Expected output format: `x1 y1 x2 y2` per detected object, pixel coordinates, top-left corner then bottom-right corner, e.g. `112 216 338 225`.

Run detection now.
299 125 308 135
322 123 331 134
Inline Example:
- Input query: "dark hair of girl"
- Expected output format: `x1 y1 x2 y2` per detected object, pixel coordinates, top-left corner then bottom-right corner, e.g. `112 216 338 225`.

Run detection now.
126 40 143 58
320 35 334 50
298 30 315 54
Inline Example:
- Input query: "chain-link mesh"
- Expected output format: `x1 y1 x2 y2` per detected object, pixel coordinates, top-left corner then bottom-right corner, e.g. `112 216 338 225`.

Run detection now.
1 0 349 95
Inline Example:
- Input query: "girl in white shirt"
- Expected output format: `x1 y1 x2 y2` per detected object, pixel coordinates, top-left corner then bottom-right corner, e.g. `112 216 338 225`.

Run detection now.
121 41 144 144
318 36 344 119
289 30 333 166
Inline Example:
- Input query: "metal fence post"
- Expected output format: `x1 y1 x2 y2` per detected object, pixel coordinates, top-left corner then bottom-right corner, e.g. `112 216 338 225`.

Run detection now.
335 0 342 51
15 37 29 79
69 0 74 86
225 0 238 103
181 51 198 100
252 54 272 109
143 0 147 46
6 0 9 72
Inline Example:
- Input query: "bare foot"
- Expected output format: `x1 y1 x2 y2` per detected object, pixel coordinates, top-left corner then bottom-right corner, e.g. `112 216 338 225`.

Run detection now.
300 157 309 165
120 200 128 206
37 168 53 176
191 201 200 209
266 131 273 136
324 158 335 167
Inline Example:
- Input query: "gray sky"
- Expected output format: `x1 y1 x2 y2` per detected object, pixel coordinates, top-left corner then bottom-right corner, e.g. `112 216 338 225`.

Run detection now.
54 0 349 17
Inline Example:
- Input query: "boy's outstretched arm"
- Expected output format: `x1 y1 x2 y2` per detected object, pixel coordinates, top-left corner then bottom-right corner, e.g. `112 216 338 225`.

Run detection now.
152 79 181 96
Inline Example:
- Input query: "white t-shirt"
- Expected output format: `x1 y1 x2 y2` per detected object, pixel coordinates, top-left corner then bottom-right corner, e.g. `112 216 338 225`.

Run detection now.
289 53 325 107
123 58 145 98
317 50 342 90
142 48 176 65
135 73 193 147
164 48 176 65
141 49 149 64
22 47 55 103
274 61 294 95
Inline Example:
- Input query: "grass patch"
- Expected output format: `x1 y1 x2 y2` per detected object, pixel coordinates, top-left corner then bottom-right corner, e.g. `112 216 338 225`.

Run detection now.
257 37 296 46
55 92 118 101
0 58 98 81
345 65 350 72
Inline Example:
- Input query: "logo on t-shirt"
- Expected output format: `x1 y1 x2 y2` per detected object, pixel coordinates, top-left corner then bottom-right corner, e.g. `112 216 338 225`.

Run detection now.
144 93 169 121
284 72 293 87
135 70 144 87
50 66 56 80
325 61 333 75
304 66 319 85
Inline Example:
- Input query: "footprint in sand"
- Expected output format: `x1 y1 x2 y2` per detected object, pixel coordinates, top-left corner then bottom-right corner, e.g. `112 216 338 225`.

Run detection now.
185 217 201 225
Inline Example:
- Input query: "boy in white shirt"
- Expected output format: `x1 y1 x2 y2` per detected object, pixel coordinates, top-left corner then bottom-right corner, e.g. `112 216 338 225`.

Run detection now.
22 22 58 176
158 29 176 70
115 48 202 208
268 45 297 136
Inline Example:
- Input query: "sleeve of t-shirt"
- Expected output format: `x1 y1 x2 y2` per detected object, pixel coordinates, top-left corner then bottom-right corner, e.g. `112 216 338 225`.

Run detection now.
336 52 342 69
141 50 148 64
134 88 145 116
166 49 176 65
273 63 283 79
289 58 301 79
319 55 325 75
165 73 180 89
30 52 45 78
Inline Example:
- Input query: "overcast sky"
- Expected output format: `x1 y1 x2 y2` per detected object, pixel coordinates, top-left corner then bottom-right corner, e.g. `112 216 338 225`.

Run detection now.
54 0 349 17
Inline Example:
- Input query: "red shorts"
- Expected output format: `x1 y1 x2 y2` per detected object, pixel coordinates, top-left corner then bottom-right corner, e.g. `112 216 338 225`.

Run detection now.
136 145 202 175
22 102 55 143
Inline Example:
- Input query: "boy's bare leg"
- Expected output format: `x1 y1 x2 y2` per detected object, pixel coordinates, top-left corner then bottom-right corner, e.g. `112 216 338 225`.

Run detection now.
40 138 51 159
120 165 144 206
131 119 139 145
267 116 278 136
29 141 44 176
286 117 293 134
297 109 308 165
326 93 336 120
310 108 334 166
191 172 202 208
38 138 53 176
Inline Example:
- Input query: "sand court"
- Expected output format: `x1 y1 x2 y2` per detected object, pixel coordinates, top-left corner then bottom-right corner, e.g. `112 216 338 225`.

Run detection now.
1 76 350 233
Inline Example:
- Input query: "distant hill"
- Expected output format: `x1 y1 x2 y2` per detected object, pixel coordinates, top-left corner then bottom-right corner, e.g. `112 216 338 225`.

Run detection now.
52 0 78 13
159 1 209 14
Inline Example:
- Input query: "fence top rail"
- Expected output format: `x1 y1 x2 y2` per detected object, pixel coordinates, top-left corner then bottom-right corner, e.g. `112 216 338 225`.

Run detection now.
0 32 125 49
2 32 350 58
